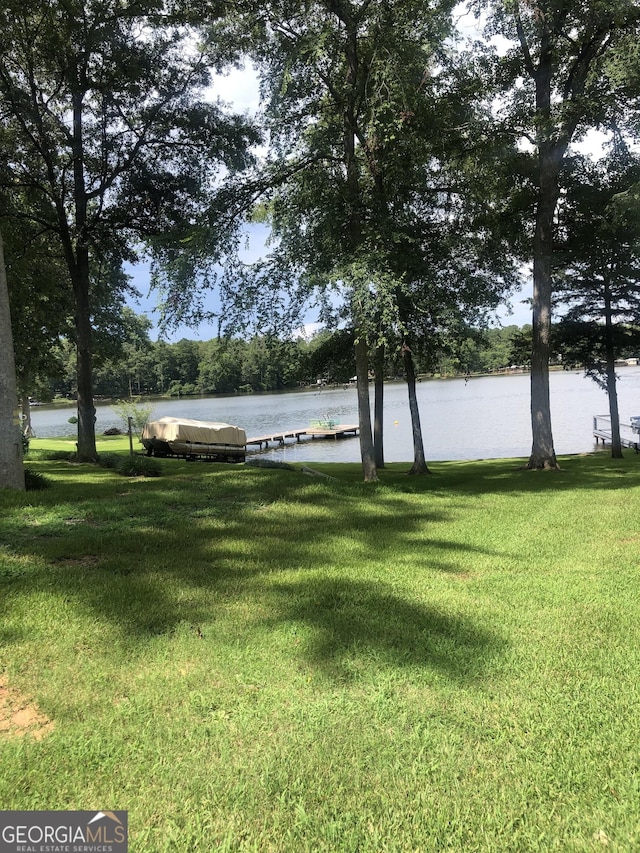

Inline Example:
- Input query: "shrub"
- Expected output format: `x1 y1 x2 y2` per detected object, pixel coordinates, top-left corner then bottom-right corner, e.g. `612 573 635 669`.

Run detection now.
35 450 78 462
21 433 30 457
97 453 120 470
24 468 51 490
167 382 197 397
115 455 161 478
111 398 154 439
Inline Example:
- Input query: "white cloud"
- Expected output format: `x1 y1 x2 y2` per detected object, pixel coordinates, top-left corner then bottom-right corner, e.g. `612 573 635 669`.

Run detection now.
292 322 324 341
208 61 261 114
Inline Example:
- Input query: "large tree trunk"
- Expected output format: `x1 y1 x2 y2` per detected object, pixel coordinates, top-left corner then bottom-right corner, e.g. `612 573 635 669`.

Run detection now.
528 51 562 470
604 282 623 458
70 85 98 463
340 11 376 481
373 344 385 469
355 336 377 482
528 234 558 469
0 230 25 490
72 250 98 462
403 341 430 475
605 356 623 459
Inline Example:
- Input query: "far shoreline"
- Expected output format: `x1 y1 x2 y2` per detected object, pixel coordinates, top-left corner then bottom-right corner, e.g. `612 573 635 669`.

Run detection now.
29 365 543 411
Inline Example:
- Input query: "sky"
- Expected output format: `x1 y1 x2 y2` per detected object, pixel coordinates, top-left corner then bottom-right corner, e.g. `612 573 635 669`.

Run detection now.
125 220 272 343
124 63 267 341
127 247 536 343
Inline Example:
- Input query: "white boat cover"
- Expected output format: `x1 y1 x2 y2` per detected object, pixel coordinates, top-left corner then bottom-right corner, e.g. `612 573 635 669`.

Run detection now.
142 417 246 446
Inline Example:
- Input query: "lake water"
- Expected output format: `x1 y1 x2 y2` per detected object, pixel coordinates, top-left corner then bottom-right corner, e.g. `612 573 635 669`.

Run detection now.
30 367 640 463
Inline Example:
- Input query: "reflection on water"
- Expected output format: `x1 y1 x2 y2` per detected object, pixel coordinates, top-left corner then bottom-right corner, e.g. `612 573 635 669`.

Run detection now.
30 367 640 463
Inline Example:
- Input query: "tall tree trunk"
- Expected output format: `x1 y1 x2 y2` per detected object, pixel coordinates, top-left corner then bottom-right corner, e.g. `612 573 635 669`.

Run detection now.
604 282 623 459
339 8 376 481
605 355 622 459
0 229 25 490
529 213 558 470
356 336 377 482
73 250 97 462
71 85 97 462
374 344 385 469
403 341 430 475
528 46 562 471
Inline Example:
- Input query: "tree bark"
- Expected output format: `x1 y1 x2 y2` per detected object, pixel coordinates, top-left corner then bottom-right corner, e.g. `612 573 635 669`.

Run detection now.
605 354 623 459
529 180 559 470
356 336 377 481
373 344 385 469
70 84 98 462
403 341 430 475
604 281 623 458
73 253 97 462
338 5 377 482
0 230 25 490
528 38 562 471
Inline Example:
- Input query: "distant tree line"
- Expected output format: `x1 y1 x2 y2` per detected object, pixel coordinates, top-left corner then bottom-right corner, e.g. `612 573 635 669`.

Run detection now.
31 317 640 403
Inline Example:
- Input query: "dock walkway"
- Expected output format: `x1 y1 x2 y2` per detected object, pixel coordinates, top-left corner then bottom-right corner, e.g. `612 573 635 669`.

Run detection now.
246 424 359 449
593 415 640 451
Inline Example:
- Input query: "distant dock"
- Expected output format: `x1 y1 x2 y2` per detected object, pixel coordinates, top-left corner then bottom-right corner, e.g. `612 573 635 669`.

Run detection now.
246 424 359 450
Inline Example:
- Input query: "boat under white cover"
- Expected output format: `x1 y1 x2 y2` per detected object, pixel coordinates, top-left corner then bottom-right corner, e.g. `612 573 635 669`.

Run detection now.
141 416 246 462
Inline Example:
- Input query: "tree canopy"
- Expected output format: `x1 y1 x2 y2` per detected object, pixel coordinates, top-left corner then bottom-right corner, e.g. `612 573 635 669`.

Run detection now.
555 152 640 455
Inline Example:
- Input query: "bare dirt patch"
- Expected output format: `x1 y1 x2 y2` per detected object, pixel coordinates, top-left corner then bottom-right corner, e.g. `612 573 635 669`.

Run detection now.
55 555 101 567
0 676 54 740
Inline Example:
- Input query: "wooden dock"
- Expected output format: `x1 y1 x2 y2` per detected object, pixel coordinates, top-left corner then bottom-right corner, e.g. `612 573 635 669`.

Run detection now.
246 428 308 449
593 415 640 451
246 424 359 449
306 424 359 439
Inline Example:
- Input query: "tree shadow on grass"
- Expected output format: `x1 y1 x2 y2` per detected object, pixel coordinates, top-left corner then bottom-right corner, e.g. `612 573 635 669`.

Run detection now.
1 451 633 693
259 576 504 684
1 465 510 664
389 453 640 498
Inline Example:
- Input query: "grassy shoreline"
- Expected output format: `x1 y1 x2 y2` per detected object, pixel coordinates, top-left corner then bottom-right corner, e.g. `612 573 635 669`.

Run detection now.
2 444 639 850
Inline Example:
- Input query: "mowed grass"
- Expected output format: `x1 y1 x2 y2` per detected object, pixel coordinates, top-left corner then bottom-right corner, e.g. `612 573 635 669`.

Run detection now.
1 439 639 851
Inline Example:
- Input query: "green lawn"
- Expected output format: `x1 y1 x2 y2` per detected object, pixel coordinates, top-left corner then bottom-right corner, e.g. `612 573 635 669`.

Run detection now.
1 441 639 851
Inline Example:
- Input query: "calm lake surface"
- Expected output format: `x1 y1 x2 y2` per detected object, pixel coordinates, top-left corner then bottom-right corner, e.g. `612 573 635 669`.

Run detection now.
31 367 640 463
